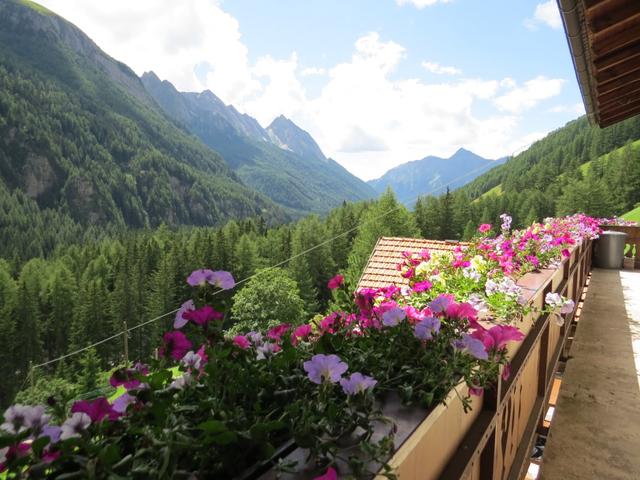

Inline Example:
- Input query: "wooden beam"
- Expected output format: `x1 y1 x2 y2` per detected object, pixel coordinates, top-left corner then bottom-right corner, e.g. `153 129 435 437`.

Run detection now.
588 0 640 34
584 0 609 11
592 14 640 58
595 52 640 83
600 103 640 126
599 84 640 110
598 76 640 104
598 68 640 94
594 42 640 72
600 95 640 118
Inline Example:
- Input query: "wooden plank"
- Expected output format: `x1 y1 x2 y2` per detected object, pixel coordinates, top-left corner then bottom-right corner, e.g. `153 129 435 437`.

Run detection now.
595 51 640 84
599 81 640 109
598 67 640 94
600 95 640 119
588 0 640 35
600 103 640 126
592 15 640 58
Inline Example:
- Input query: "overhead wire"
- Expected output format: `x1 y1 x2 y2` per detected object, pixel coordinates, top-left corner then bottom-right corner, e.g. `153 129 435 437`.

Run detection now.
23 142 533 381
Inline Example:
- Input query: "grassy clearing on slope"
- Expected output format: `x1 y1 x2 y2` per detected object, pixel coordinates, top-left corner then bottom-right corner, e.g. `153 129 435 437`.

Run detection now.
622 205 640 223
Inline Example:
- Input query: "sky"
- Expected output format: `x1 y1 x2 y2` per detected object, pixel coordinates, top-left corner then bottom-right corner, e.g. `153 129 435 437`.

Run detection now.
37 0 585 180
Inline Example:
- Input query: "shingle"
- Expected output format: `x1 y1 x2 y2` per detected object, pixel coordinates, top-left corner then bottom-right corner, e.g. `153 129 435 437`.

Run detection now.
356 237 469 290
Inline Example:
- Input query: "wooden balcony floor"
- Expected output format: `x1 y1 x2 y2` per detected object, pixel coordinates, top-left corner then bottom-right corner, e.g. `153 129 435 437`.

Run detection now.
540 268 640 480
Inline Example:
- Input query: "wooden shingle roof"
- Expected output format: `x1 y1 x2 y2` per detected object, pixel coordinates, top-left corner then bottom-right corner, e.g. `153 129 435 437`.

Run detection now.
357 236 468 290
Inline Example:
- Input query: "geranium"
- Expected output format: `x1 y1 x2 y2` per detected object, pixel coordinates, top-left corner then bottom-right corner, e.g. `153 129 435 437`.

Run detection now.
182 305 224 326
303 354 348 384
340 373 377 395
478 223 492 233
160 331 193 360
327 274 344 290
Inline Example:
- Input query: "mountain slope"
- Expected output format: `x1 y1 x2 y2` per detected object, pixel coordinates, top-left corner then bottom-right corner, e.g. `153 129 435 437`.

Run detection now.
0 0 284 230
141 72 375 215
368 148 505 204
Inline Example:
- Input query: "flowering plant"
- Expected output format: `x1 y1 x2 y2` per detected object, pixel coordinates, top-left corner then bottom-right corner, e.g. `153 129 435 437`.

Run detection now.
0 215 597 478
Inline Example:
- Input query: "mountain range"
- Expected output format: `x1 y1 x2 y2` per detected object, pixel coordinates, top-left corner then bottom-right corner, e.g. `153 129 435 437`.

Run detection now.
140 72 375 216
368 148 506 205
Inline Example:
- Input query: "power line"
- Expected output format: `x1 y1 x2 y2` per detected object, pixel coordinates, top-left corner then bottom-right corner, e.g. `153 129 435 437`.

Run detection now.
23 145 527 379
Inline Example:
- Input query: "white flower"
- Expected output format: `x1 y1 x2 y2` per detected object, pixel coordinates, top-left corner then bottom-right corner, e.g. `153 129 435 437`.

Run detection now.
170 371 193 390
462 267 481 282
0 447 8 463
180 351 202 370
415 261 431 276
470 255 486 271
60 412 91 440
1 405 50 434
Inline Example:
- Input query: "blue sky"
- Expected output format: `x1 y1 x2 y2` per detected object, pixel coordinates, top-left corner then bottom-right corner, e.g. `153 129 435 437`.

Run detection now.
39 0 584 180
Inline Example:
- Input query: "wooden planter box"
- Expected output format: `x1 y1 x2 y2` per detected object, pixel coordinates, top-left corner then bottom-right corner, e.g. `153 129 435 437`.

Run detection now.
258 240 593 480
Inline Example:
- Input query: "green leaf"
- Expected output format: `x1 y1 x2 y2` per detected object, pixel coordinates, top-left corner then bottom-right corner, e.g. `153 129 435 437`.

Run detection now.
99 443 120 467
30 436 50 457
198 420 227 434
210 431 237 445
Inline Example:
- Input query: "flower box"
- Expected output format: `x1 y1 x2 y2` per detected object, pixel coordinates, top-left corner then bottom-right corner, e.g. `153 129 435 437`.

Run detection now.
257 239 592 480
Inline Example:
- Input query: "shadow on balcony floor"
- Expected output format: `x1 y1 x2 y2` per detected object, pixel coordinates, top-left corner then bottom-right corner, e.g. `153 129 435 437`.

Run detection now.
540 268 640 480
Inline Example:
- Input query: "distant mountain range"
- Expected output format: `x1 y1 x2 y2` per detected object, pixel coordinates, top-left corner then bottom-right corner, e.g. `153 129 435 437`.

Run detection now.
368 148 507 204
140 72 375 216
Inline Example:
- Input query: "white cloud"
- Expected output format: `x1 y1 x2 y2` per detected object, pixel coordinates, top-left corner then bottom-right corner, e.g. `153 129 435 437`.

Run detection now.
422 61 462 75
549 102 585 115
36 1 567 181
494 76 565 113
396 0 453 8
525 1 562 30
301 67 326 76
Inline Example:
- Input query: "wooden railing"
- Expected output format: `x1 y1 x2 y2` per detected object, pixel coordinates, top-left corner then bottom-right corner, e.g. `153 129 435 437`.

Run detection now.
599 225 640 268
380 239 593 480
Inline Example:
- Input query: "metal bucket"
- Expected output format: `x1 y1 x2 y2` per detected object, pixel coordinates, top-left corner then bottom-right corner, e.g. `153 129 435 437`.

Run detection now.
593 230 628 269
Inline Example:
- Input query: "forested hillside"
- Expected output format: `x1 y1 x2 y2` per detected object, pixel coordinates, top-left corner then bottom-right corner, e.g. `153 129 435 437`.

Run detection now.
1 191 419 406
0 0 284 257
413 115 640 240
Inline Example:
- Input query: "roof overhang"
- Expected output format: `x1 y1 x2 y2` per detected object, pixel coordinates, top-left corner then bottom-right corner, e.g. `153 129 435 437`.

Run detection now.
558 0 640 127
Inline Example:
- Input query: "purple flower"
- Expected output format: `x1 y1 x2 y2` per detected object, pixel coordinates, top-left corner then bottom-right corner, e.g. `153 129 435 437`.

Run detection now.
170 371 193 390
340 372 377 395
453 333 488 360
109 362 148 390
159 331 193 361
40 424 61 444
414 316 441 341
71 397 119 423
112 392 136 414
187 269 235 289
382 306 406 327
303 354 348 384
429 294 453 314
174 299 195 329
1 405 50 434
60 412 91 440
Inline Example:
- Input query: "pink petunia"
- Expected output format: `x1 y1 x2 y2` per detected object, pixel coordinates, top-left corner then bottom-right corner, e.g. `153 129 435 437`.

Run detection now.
478 223 492 233
159 331 193 360
71 397 119 423
327 274 345 290
314 467 338 480
182 305 224 326
233 335 250 350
